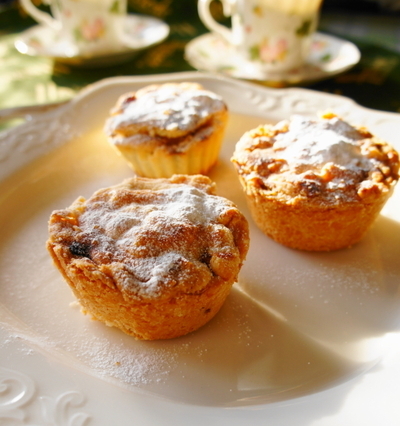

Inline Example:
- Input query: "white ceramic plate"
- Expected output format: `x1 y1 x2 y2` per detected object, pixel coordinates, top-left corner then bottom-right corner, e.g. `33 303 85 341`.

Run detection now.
0 72 399 425
185 32 361 85
14 14 170 67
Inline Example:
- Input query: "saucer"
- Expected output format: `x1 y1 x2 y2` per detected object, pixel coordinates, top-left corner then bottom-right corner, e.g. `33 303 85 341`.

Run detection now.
14 14 170 67
185 32 360 86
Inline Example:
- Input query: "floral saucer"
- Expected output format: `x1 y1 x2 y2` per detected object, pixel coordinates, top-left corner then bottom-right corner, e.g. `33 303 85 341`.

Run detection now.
185 32 360 86
14 14 169 67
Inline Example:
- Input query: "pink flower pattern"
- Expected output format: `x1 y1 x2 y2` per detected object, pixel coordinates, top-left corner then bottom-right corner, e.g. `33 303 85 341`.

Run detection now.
250 37 289 64
246 4 314 64
77 18 106 42
259 38 288 63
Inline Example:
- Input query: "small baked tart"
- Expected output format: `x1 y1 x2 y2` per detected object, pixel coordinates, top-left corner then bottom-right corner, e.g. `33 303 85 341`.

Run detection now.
231 113 399 251
47 175 249 340
104 82 228 178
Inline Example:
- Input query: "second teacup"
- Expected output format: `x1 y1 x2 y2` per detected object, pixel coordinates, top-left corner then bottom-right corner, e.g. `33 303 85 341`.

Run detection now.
198 0 323 72
20 0 127 56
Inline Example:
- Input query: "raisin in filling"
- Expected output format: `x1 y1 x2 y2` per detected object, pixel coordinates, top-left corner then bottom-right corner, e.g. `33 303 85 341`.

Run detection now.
69 241 91 258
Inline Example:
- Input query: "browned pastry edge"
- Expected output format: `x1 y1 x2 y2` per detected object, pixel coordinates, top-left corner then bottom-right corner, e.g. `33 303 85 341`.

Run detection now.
239 174 393 251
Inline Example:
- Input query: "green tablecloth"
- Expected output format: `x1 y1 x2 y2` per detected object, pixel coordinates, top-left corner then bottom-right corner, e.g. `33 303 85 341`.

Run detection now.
1 1 400 114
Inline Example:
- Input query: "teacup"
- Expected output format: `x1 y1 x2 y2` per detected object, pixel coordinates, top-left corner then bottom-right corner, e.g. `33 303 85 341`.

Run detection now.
198 0 323 72
20 0 127 56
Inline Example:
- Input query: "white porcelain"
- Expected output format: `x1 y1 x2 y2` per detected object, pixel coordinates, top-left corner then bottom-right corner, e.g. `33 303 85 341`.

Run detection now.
0 72 399 425
185 32 361 85
14 14 170 67
20 0 127 56
198 0 322 72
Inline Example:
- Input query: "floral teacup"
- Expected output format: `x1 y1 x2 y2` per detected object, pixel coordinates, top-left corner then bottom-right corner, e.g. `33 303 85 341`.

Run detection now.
20 0 127 56
198 0 323 72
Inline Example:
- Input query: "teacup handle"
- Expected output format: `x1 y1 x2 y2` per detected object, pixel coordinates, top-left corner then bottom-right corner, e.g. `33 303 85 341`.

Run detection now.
198 0 236 45
20 0 62 31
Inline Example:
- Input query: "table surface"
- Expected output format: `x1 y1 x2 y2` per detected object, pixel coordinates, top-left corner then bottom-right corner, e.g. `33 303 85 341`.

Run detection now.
1 0 400 116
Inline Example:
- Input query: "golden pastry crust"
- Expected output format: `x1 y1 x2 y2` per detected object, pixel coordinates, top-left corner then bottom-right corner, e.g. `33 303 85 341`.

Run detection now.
104 83 228 178
231 113 399 251
47 175 249 340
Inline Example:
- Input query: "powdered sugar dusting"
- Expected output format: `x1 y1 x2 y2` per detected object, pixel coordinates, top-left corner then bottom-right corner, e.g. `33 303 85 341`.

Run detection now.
233 114 393 204
150 186 228 225
273 115 372 170
77 184 233 297
66 331 178 386
107 85 225 135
